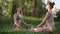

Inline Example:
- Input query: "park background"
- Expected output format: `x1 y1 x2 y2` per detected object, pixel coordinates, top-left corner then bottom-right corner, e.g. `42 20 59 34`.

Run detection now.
0 0 60 34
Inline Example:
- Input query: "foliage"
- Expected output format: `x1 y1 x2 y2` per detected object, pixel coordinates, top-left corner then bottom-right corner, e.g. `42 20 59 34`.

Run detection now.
0 0 46 18
56 10 60 21
0 0 12 17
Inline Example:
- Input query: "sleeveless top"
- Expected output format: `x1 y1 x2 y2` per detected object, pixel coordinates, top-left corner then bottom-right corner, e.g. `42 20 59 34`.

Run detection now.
17 14 23 20
48 10 54 25
47 10 55 29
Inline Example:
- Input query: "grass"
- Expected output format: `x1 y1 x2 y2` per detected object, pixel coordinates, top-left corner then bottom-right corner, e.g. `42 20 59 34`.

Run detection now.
0 17 60 34
0 30 49 34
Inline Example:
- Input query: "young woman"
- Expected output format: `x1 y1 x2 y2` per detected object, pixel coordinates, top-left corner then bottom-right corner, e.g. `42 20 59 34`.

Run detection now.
30 2 55 32
13 5 28 30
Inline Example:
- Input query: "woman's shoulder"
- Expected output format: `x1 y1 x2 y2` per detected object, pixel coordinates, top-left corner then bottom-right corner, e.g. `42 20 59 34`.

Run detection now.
14 13 17 16
45 11 51 16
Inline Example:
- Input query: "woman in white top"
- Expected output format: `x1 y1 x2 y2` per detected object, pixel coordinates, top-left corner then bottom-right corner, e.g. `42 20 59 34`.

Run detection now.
30 2 55 32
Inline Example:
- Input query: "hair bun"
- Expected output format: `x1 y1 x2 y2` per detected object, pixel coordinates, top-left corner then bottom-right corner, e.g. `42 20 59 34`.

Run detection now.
52 2 55 5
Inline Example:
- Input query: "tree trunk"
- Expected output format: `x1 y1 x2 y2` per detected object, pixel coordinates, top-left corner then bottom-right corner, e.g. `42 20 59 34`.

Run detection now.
32 0 37 17
0 0 2 17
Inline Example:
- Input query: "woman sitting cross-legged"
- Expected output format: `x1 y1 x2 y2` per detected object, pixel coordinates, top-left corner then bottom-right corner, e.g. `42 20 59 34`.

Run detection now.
29 2 55 32
12 5 29 30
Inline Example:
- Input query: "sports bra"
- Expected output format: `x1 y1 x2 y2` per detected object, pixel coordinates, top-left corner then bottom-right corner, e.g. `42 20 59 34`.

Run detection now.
17 14 23 20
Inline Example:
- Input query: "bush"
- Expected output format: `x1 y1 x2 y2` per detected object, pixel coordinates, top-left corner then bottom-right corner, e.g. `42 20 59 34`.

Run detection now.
55 10 60 21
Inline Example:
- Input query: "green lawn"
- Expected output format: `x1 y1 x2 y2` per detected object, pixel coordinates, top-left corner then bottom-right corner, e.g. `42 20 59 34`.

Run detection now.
0 17 60 34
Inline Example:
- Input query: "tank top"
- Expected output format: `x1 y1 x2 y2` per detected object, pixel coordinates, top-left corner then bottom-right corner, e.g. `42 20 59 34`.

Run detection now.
48 10 54 25
17 14 23 20
47 10 55 29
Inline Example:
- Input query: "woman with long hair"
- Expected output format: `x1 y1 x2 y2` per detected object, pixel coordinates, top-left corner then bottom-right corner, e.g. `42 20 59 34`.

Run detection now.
12 5 28 30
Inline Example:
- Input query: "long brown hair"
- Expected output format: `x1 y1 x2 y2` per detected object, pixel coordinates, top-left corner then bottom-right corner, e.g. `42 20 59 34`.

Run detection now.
12 5 20 16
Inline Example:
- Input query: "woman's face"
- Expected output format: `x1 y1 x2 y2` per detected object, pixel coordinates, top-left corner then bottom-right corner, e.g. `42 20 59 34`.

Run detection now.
46 4 50 10
17 6 22 12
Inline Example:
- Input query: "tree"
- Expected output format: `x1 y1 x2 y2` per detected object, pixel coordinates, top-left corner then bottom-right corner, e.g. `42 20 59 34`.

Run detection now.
56 10 60 21
32 0 46 18
32 0 37 17
0 0 3 18
0 0 46 18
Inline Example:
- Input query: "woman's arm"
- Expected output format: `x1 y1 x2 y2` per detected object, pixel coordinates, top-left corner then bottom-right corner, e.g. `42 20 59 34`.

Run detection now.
14 14 17 24
42 22 47 27
23 21 29 25
37 11 51 27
